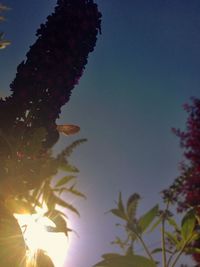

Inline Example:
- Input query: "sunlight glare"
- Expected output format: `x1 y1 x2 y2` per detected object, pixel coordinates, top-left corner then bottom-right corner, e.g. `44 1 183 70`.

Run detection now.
15 209 68 267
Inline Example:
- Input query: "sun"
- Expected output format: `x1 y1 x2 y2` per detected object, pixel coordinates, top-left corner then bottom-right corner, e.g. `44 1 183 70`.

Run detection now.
15 207 68 267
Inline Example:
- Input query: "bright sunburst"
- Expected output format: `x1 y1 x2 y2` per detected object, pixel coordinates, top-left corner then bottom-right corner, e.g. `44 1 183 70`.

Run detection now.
15 207 68 267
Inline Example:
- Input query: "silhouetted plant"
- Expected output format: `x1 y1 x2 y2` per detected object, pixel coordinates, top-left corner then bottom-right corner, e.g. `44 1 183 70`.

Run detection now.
94 193 200 267
0 0 101 266
26 249 54 267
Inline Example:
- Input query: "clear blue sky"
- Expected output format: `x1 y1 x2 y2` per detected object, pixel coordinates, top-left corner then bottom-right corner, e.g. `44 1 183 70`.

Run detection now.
1 1 200 266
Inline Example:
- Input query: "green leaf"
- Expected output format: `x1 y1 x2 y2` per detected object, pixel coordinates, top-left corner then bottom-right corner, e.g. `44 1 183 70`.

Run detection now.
138 205 159 234
45 208 68 219
109 193 127 220
118 192 125 215
53 195 80 216
190 232 200 241
126 193 140 221
110 209 127 220
94 254 156 267
44 210 70 236
68 186 86 199
56 139 87 159
148 217 162 233
185 247 200 254
58 161 79 173
167 217 180 232
181 210 196 241
43 188 56 211
55 175 76 187
102 253 121 260
165 231 180 247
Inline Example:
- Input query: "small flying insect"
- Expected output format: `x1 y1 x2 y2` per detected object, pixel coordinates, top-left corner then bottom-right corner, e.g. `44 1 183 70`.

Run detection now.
56 124 80 135
0 40 10 49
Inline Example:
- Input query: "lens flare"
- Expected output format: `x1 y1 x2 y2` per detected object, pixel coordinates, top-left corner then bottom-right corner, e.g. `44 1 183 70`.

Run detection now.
15 208 68 267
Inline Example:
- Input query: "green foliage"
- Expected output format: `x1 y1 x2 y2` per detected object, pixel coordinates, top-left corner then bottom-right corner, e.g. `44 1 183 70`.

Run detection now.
94 193 200 267
138 205 159 234
66 185 86 199
127 193 140 222
44 210 72 236
95 254 156 267
0 202 26 267
57 138 87 160
0 0 101 265
55 175 76 187
181 210 196 241
3 137 86 240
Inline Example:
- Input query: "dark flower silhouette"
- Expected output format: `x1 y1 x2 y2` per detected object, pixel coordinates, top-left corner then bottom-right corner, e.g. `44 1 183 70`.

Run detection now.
0 0 101 266
0 0 101 195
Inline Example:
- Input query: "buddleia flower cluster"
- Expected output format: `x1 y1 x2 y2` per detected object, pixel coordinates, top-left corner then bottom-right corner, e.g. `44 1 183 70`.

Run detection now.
0 1 101 265
162 97 200 264
0 0 101 197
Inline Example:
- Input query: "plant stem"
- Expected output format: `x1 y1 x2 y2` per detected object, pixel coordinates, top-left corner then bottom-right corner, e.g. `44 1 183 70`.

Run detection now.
171 236 193 267
133 231 155 262
166 251 176 267
161 201 170 267
170 245 186 267
161 216 167 267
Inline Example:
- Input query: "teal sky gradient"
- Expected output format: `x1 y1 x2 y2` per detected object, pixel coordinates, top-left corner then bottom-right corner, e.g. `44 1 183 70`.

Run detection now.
1 1 200 266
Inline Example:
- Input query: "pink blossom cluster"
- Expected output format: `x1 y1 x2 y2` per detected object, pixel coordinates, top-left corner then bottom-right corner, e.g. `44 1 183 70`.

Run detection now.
172 98 200 210
163 98 200 263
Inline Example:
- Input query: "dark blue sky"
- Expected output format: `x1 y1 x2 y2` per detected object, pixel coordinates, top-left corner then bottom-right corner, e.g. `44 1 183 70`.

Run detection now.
1 1 200 266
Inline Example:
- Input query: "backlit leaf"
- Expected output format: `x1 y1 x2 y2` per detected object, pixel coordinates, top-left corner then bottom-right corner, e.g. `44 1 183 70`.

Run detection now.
138 205 159 234
148 217 162 233
118 192 125 215
181 210 196 241
126 193 140 221
94 254 156 267
167 217 180 232
45 210 70 236
185 247 200 254
58 161 79 173
55 175 76 187
56 139 87 159
165 231 179 247
54 195 80 216
68 186 86 199
110 209 127 220
102 253 121 260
